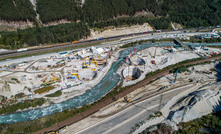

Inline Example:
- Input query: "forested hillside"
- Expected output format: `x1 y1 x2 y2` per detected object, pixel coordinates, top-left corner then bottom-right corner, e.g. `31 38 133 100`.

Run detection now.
1 0 220 27
163 0 221 27
0 22 90 49
0 0 36 21
83 0 163 22
0 0 220 49
83 0 220 27
36 0 82 23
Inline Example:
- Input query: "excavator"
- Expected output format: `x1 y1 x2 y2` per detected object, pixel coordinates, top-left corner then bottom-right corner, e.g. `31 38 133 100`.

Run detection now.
71 73 81 80
82 57 90 69
124 95 131 103
91 56 98 67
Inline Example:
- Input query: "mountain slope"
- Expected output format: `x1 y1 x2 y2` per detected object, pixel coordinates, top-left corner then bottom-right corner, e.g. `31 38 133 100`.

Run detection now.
0 0 36 21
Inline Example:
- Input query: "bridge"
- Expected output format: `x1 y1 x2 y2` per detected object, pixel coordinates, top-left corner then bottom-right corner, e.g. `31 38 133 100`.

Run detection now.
173 38 192 51
173 38 206 58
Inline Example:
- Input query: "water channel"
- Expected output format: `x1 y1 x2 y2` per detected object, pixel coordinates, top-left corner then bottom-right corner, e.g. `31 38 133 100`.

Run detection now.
0 42 219 124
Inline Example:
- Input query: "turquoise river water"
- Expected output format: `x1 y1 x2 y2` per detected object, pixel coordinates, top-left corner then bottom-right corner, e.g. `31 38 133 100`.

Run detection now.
0 42 220 124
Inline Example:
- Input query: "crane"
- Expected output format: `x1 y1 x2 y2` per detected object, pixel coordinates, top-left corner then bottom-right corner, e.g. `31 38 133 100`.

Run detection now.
132 54 135 66
153 47 157 58
174 68 178 83
170 69 178 84
125 48 136 63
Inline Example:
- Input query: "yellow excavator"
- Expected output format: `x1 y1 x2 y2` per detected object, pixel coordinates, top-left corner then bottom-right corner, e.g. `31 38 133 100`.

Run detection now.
125 95 131 103
83 57 90 68
71 73 81 80
91 56 98 67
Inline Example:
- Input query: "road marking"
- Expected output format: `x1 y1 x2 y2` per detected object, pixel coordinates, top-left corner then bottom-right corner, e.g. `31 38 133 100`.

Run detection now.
103 104 159 134
74 84 193 134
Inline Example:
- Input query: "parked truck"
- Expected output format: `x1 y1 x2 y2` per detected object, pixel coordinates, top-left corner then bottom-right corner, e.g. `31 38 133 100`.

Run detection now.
97 37 103 40
17 48 28 52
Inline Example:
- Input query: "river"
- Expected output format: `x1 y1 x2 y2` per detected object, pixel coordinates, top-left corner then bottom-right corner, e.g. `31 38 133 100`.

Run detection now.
0 42 220 124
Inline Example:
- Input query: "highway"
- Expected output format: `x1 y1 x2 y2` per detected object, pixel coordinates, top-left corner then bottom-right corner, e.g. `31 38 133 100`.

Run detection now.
0 26 216 59
0 31 212 64
31 54 221 134
70 84 194 134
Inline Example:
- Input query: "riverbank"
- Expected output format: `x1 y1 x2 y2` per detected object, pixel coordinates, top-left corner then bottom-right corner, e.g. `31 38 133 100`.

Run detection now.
32 56 221 134
0 42 221 133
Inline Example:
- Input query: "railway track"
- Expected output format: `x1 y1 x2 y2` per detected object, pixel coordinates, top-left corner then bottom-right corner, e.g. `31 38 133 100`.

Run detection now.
33 55 221 134
0 26 213 58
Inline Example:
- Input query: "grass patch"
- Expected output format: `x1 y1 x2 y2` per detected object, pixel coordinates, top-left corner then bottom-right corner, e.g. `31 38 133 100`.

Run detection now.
45 90 62 97
11 78 20 83
0 98 45 115
170 66 189 73
34 86 55 94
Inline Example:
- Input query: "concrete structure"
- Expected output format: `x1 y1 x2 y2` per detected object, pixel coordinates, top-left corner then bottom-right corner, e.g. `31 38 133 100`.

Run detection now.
122 66 141 80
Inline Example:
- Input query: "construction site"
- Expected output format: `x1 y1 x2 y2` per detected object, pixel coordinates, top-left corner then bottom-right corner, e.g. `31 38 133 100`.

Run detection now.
118 44 221 87
1 40 221 106
0 46 113 102
0 38 221 131
60 57 221 134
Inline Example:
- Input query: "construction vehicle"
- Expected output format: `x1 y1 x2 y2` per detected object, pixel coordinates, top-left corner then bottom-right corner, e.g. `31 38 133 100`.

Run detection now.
91 61 98 67
71 73 81 80
124 95 131 103
50 76 61 82
151 60 156 64
82 57 90 68
72 41 78 44
42 76 61 86
91 56 98 67
97 37 103 40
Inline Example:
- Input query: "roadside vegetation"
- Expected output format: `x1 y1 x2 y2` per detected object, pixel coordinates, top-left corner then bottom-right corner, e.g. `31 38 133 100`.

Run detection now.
175 110 221 134
135 110 221 134
120 38 173 49
188 37 221 44
140 123 172 134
